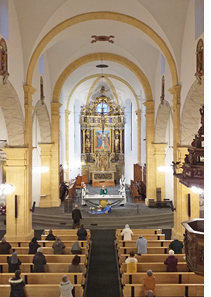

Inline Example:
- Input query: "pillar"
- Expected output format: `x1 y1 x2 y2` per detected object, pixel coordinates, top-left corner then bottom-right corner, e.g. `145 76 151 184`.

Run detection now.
135 109 141 165
143 101 155 199
51 101 62 207
111 129 114 153
82 129 85 154
38 144 53 207
153 143 167 201
2 148 34 241
65 110 70 182
172 147 200 239
120 128 123 154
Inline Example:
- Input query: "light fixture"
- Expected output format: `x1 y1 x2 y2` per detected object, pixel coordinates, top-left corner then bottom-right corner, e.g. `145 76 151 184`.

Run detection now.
191 186 203 195
157 166 173 173
0 183 15 195
32 166 49 173
63 164 68 170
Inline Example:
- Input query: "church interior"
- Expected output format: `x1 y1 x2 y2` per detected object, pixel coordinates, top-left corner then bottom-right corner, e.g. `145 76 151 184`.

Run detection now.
0 0 205 296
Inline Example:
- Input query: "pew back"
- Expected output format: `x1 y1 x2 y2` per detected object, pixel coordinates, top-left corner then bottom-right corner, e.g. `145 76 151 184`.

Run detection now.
116 234 165 241
120 262 189 273
116 229 162 235
118 254 185 265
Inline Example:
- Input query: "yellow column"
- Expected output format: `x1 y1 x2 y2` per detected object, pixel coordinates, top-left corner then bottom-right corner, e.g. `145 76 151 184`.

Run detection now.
2 148 34 241
51 101 61 207
38 144 53 207
65 110 70 182
135 109 141 165
143 101 155 199
153 143 167 201
172 147 200 239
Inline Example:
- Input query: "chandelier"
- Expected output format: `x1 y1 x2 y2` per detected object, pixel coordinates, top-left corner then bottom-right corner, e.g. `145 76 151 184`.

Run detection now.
0 183 15 196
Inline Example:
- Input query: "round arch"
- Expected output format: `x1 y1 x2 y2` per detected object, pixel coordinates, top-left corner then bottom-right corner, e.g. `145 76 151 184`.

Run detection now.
26 12 178 89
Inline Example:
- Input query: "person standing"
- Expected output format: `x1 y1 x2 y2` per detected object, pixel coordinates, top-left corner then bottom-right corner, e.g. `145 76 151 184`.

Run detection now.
7 251 22 273
9 270 26 297
169 236 183 254
0 237 11 254
100 185 108 195
77 224 87 241
164 249 178 272
33 247 47 272
136 234 147 255
52 237 66 254
59 275 74 297
28 237 41 254
121 224 133 240
72 204 82 228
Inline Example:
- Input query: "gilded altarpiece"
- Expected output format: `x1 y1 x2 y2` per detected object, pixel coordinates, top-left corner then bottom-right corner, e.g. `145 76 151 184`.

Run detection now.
80 93 124 186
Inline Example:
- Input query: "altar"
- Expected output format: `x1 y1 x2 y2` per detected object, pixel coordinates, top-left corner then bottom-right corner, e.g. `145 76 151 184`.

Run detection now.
92 171 115 187
82 193 126 207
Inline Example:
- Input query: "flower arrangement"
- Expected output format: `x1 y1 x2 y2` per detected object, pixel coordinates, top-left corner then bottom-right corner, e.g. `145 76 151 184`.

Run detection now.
89 207 95 211
85 189 89 195
97 205 102 211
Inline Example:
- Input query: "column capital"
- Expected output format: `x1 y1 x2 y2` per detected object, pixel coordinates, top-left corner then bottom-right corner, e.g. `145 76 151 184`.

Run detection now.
168 85 181 95
24 85 37 95
153 143 168 154
143 100 154 113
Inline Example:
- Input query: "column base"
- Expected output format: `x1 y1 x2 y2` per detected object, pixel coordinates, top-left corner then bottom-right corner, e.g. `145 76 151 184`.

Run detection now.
5 229 34 242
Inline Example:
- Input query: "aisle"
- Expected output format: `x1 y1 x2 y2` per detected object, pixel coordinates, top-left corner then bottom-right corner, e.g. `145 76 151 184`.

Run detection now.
85 229 121 297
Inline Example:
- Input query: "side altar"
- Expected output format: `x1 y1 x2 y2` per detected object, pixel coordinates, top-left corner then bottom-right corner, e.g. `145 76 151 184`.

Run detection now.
80 86 125 186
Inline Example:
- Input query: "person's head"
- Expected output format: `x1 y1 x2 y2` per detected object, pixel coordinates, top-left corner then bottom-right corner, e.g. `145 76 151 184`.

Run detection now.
75 204 78 209
173 236 178 240
169 249 175 255
80 224 84 229
125 224 129 228
102 185 105 189
56 236 61 242
32 237 37 242
147 269 153 277
129 251 135 257
1 237 6 242
12 251 18 257
146 290 154 297
139 234 143 239
37 247 43 253
72 255 80 265
15 270 21 279
49 229 53 234
62 275 68 283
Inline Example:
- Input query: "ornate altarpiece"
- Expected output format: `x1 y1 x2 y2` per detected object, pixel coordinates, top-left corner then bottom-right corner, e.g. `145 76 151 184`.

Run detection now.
80 91 125 186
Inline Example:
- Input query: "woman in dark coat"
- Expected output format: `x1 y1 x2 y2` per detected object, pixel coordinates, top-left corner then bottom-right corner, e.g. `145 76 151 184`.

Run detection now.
9 270 26 297
28 237 41 254
7 251 22 273
164 249 178 272
32 247 47 272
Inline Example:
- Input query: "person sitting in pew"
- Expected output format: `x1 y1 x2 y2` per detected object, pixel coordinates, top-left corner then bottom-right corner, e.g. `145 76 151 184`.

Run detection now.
68 255 83 273
33 247 47 272
125 251 138 273
77 224 87 241
52 236 66 254
143 270 156 297
136 234 147 256
146 290 154 297
169 236 183 254
45 229 56 241
71 241 82 254
28 237 41 254
7 251 22 273
164 249 178 272
0 237 11 254
59 275 74 297
9 270 26 297
121 224 133 240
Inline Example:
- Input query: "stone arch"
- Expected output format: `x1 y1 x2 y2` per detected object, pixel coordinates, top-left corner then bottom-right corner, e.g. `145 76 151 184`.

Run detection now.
32 100 51 143
26 12 178 90
180 79 204 146
155 101 172 143
0 78 25 146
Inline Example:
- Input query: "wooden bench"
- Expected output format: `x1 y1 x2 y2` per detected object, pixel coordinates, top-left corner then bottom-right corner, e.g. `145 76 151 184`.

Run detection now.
0 254 87 264
121 272 204 284
116 234 165 241
117 246 184 255
0 263 86 273
0 284 84 297
122 283 204 297
120 262 189 273
9 240 89 248
116 229 162 235
0 272 85 285
41 235 90 241
118 254 185 265
43 229 91 236
117 240 173 248
11 246 88 255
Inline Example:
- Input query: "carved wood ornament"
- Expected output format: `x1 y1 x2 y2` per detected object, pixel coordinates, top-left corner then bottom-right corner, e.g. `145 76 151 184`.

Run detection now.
91 35 115 43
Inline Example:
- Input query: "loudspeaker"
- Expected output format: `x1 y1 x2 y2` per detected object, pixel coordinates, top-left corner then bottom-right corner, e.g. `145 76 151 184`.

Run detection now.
30 201 36 213
15 195 17 218
188 193 191 217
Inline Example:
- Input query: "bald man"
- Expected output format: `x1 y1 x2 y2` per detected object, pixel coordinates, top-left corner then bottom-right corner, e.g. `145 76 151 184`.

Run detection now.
72 204 82 228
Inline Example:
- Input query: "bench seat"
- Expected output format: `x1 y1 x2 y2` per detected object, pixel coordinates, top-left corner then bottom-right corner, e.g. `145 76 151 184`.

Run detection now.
120 262 189 273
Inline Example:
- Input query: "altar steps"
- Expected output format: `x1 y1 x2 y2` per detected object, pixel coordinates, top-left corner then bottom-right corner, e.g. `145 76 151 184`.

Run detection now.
32 212 173 229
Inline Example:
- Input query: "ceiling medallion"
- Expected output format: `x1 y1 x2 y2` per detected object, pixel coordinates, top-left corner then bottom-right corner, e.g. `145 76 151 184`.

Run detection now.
91 35 114 43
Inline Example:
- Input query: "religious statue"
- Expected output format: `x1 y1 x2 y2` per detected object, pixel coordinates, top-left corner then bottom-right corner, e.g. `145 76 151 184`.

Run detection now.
95 153 100 170
85 138 91 152
100 185 108 195
119 175 126 187
115 136 120 152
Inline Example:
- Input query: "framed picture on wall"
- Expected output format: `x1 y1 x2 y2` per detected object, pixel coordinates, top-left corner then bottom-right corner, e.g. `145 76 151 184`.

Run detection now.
94 130 111 152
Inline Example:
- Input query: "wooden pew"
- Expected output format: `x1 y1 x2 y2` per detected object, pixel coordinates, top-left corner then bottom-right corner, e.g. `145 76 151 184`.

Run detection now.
117 246 185 255
11 246 88 256
118 254 185 265
0 254 87 264
116 229 162 235
0 284 84 297
41 235 90 241
9 240 89 248
121 272 204 284
122 284 204 297
117 240 172 248
0 272 85 285
116 234 165 241
0 263 86 273
120 262 189 273
43 229 91 236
